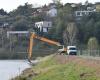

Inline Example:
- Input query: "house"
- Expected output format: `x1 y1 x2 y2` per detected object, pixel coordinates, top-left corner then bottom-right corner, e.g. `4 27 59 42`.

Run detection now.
32 3 57 18
32 7 43 17
47 3 57 17
47 7 57 17
75 1 96 18
35 21 52 32
32 5 49 17
0 22 9 30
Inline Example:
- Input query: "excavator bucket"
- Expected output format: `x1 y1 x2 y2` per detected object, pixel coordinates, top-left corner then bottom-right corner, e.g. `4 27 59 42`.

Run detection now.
28 57 31 63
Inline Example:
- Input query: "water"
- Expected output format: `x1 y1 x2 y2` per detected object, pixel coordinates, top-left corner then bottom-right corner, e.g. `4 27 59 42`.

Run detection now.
0 60 30 80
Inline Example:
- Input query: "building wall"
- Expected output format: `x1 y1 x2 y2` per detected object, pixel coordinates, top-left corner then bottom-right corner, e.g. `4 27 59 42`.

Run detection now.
47 8 57 17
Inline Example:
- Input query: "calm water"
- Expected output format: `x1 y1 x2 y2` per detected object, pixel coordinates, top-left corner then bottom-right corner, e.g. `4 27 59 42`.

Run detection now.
0 60 30 80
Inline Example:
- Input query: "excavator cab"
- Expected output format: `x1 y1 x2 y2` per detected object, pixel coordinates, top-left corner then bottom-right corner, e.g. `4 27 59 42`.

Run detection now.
58 45 67 54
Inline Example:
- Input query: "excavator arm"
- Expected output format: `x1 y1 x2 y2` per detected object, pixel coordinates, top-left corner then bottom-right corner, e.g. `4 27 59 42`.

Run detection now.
28 33 62 62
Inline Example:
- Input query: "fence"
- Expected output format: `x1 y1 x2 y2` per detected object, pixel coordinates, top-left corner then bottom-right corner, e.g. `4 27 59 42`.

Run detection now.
77 50 100 57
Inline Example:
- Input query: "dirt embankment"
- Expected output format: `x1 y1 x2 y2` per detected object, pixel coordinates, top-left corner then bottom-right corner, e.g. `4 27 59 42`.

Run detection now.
55 55 100 68
55 55 100 78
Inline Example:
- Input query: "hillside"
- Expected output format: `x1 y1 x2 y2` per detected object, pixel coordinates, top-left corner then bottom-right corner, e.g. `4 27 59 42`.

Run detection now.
14 55 100 80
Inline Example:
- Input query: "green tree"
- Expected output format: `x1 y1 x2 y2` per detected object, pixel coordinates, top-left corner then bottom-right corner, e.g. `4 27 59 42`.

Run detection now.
52 0 61 4
87 37 99 56
12 18 29 31
0 8 8 15
78 16 95 43
94 21 100 43
52 0 63 8
84 18 95 42
9 3 33 16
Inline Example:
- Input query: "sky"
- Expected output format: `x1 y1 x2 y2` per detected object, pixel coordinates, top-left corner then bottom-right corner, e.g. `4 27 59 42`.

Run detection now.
0 0 100 12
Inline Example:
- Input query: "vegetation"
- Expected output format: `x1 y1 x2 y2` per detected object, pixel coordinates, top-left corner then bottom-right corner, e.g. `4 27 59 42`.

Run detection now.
87 37 99 56
14 55 100 80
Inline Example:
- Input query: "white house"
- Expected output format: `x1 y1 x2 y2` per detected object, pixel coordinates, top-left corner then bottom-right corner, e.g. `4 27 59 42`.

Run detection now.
75 1 96 17
75 10 95 17
47 8 57 17
35 21 52 32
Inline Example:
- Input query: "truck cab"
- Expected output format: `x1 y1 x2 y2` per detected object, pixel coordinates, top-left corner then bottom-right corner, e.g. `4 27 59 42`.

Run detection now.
67 46 77 55
58 45 67 53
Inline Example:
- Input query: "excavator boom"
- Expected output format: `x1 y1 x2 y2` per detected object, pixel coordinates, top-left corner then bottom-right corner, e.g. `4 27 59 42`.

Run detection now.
28 33 62 62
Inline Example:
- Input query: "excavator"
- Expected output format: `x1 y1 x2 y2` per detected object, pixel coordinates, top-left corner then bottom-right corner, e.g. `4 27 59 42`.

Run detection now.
27 32 67 63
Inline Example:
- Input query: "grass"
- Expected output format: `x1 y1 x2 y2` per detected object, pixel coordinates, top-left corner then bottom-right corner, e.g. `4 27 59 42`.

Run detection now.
32 55 99 80
14 55 100 80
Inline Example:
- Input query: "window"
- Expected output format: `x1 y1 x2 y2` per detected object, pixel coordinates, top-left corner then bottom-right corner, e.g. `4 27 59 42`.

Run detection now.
48 23 49 26
82 12 85 15
77 12 80 16
69 48 76 50
58 46 63 49
89 12 91 15
43 28 47 32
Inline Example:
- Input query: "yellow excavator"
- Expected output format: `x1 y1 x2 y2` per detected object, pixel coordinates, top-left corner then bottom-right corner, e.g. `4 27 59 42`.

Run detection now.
27 32 67 63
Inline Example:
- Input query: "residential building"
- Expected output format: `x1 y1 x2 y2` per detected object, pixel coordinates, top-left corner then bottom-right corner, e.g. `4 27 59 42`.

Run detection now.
32 3 57 18
74 0 96 16
0 22 9 30
35 21 52 32
75 10 95 17
74 1 96 22
47 3 57 17
47 8 57 17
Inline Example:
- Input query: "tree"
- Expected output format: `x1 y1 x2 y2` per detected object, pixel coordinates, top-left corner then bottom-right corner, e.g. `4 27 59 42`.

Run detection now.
94 21 100 43
12 18 29 31
0 9 8 15
52 0 61 5
63 4 74 22
9 3 33 16
78 16 95 43
63 22 78 46
84 18 95 42
87 37 99 56
52 0 63 8
96 4 100 12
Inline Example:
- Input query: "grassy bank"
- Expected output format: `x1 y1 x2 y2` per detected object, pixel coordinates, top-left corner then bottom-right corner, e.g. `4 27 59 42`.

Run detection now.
14 55 100 80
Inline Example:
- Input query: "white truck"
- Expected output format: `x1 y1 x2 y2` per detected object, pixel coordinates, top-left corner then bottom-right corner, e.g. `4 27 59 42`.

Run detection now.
67 46 77 55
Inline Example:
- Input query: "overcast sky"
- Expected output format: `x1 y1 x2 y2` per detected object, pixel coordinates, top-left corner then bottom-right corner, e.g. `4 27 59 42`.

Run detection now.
0 0 100 12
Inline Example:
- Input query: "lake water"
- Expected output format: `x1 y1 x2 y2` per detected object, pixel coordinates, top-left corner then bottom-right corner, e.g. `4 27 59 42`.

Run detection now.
0 60 30 80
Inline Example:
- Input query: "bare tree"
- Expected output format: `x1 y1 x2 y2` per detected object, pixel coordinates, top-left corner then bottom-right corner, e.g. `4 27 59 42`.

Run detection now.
63 22 78 46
